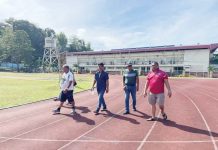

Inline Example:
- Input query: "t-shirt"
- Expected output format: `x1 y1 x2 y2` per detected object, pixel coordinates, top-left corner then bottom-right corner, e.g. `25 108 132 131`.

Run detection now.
147 69 168 94
123 69 138 86
60 71 74 91
95 71 109 91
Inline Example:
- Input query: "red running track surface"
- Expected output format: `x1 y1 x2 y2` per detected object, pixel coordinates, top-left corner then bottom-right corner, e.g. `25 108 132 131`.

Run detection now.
0 75 218 150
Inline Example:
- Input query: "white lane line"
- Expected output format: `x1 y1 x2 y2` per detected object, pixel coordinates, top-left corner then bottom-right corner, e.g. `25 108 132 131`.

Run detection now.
0 103 97 144
0 117 67 144
177 91 218 150
198 90 218 102
136 113 161 150
0 136 218 143
75 139 218 143
57 107 128 150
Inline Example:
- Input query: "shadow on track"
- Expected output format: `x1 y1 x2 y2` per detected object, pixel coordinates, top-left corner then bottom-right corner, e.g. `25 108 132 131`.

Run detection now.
99 110 140 125
158 119 218 137
62 113 95 125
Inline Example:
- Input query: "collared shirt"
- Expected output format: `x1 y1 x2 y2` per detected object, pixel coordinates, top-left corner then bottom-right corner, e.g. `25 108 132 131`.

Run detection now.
60 71 74 91
123 69 138 86
95 71 109 91
147 69 168 94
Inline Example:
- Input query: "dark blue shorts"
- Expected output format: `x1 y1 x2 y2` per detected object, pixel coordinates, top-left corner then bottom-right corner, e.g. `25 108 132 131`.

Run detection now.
60 90 74 102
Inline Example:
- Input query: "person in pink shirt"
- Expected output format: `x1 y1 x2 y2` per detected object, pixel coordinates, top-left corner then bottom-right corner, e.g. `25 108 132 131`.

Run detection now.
143 62 172 121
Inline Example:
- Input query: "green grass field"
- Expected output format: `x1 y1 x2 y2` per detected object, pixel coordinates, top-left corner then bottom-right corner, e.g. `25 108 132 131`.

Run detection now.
0 72 93 108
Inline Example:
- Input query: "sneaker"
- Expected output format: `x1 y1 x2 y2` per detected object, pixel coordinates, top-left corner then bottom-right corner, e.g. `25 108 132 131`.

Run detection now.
101 108 107 111
133 107 137 111
94 110 99 115
162 113 167 120
123 111 130 115
70 109 76 115
53 109 60 114
146 117 156 121
66 102 72 105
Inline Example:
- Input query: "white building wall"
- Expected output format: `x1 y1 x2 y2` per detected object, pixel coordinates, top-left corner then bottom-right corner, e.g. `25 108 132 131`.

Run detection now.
66 55 78 67
66 49 211 74
184 49 210 72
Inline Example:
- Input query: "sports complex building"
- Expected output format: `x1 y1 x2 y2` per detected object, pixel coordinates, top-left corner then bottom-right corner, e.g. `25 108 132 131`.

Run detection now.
64 43 218 77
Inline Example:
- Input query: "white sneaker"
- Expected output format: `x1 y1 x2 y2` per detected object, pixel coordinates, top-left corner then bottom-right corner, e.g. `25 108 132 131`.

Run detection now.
70 109 76 115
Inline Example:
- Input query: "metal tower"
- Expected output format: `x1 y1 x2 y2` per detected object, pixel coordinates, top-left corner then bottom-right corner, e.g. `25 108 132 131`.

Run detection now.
42 37 59 72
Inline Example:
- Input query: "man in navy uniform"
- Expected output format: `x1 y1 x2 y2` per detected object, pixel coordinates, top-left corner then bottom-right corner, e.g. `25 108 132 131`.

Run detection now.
91 63 109 115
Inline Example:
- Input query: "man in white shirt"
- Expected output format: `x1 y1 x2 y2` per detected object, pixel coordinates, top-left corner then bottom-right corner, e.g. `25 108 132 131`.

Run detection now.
53 64 76 114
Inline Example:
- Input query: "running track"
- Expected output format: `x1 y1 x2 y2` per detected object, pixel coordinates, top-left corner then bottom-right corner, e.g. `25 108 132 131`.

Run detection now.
0 75 218 150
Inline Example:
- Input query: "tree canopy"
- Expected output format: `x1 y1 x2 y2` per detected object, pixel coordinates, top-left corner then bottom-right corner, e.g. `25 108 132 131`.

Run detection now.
0 18 93 72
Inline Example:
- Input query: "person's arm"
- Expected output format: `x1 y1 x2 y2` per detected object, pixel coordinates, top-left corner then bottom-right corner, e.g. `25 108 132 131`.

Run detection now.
67 81 73 89
164 79 172 98
123 75 126 90
92 79 96 90
65 74 73 92
136 76 139 91
143 80 149 97
106 79 109 93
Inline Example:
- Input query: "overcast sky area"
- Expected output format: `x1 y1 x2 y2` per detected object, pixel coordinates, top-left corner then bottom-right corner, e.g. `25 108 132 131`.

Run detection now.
0 0 218 50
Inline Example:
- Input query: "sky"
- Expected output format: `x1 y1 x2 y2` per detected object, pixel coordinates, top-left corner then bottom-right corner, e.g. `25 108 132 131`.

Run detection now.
0 0 218 50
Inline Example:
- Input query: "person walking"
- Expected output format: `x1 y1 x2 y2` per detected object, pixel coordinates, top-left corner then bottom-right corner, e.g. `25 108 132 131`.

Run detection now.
53 64 76 115
123 62 139 115
91 63 109 115
143 62 172 121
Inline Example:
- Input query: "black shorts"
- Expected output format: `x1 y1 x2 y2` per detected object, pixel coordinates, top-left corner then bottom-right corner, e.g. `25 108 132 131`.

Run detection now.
60 90 74 103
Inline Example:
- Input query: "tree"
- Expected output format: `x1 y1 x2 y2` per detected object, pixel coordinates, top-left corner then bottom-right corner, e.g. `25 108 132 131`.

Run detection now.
57 32 67 51
68 36 92 52
208 66 215 78
0 27 14 63
11 30 34 72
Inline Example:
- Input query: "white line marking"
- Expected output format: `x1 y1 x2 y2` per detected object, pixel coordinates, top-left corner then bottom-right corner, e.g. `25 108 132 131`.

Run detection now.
198 90 218 102
57 107 127 150
136 113 160 150
0 103 97 144
1 136 217 144
75 139 218 143
177 91 218 150
0 117 67 144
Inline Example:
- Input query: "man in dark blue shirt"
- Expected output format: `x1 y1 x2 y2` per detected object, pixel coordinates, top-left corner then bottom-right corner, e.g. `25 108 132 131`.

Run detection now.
92 63 109 115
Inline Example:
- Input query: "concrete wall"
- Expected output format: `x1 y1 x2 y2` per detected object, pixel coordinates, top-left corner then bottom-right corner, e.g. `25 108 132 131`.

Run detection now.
183 49 210 72
65 49 211 75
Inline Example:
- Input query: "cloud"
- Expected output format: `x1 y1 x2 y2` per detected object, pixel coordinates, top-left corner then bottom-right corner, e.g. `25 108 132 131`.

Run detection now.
0 0 218 50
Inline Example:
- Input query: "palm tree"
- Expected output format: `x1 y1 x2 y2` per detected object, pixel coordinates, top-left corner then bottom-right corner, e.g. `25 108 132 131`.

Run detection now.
208 66 215 78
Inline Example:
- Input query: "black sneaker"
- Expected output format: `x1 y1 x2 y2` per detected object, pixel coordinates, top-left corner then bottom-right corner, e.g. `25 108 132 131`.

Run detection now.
162 113 167 120
53 109 60 114
133 107 137 111
94 110 99 115
123 111 130 115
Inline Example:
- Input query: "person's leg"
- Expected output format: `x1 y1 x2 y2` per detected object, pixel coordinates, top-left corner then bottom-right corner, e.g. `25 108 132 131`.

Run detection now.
101 90 107 110
157 93 167 120
130 86 137 110
67 90 76 114
124 86 130 114
95 91 102 114
151 104 156 118
147 93 157 120
53 91 66 114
